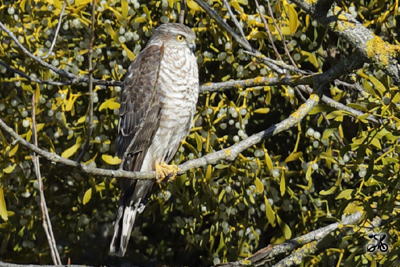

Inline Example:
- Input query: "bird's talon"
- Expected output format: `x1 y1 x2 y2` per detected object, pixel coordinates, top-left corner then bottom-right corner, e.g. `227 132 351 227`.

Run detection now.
155 161 179 183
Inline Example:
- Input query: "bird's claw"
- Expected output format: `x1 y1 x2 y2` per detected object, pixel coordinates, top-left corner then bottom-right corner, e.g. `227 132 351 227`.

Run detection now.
155 161 179 183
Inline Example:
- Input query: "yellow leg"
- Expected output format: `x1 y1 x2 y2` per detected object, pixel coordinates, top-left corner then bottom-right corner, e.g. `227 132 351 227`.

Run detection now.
155 161 180 184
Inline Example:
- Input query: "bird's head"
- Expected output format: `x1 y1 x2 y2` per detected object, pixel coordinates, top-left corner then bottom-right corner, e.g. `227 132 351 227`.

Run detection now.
148 23 197 53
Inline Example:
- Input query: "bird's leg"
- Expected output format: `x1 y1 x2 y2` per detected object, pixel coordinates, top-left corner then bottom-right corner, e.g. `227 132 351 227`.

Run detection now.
155 161 179 183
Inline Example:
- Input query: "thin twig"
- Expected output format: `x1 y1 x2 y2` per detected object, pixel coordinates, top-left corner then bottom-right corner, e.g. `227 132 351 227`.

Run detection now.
31 94 62 265
193 0 284 74
265 0 297 67
222 0 251 48
0 60 73 86
41 0 67 59
76 0 96 163
244 50 309 74
254 0 282 61
0 21 121 88
179 0 186 24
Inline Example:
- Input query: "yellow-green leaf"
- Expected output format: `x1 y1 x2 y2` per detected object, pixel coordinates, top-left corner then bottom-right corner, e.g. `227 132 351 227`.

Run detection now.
285 152 302 163
277 214 292 239
254 108 270 114
280 172 286 196
301 51 319 69
99 97 120 111
369 75 386 96
187 0 203 12
120 43 136 61
363 79 377 97
61 143 80 159
134 17 147 23
83 188 92 205
205 165 212 181
254 178 264 194
265 152 273 170
21 83 33 93
9 144 19 157
309 104 336 115
370 137 382 150
0 188 7 221
3 164 16 174
121 0 128 19
320 186 337 195
285 3 299 34
102 154 121 165
264 196 276 227
336 189 354 200
107 6 123 24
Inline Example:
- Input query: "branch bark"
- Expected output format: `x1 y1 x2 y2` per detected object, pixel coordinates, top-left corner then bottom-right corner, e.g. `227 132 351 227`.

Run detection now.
76 0 96 163
290 0 400 84
0 94 319 181
31 94 61 265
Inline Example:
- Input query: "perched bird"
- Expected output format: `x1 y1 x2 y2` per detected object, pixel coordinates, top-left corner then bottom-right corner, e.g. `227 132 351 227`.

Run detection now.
110 23 199 257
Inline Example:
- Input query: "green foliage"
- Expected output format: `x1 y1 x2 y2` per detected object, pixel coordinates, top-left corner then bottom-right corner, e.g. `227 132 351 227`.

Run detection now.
0 0 399 266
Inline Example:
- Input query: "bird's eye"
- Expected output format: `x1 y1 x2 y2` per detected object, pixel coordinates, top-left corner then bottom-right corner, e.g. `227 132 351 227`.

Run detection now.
177 35 185 41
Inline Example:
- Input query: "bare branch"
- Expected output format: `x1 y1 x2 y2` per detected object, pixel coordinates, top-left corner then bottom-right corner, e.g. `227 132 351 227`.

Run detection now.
254 0 282 61
193 0 284 74
0 94 319 181
31 94 61 265
0 60 72 86
179 0 186 24
218 212 362 267
265 0 297 67
244 50 309 75
41 0 67 60
200 76 310 93
222 0 251 48
76 0 96 163
0 21 122 88
289 0 400 83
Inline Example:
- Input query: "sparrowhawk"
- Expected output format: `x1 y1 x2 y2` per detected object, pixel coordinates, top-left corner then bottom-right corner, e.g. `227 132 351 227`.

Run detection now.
110 23 199 257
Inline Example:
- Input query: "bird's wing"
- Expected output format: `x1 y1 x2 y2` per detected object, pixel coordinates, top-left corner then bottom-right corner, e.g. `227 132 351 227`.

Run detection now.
116 44 164 173
111 45 165 256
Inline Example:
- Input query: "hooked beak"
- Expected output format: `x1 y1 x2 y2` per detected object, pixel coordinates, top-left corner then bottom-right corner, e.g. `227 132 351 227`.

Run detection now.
189 41 196 53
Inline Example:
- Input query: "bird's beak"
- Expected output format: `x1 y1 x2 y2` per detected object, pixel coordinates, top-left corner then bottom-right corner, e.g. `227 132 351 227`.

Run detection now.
189 41 196 53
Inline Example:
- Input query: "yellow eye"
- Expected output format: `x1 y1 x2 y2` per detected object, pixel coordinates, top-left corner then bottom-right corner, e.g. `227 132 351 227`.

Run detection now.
177 35 185 41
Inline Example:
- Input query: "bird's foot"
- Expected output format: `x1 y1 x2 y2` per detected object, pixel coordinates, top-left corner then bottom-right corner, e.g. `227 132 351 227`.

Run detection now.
155 161 179 183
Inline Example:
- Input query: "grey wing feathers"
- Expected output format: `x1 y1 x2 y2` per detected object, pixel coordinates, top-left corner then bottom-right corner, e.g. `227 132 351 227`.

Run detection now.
116 44 164 172
110 45 164 257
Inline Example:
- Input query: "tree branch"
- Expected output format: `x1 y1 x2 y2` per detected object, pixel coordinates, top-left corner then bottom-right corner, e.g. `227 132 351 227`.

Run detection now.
179 0 186 24
40 0 67 60
193 0 285 74
222 0 251 48
0 60 75 86
218 212 362 267
76 0 96 163
253 0 282 61
0 21 122 88
31 94 61 265
0 93 319 181
290 0 400 84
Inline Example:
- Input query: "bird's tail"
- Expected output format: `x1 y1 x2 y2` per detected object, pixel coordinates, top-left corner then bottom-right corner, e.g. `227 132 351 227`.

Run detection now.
109 202 139 257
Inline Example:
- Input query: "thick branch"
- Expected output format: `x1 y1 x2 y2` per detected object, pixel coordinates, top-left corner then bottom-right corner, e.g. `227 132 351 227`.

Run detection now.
290 0 400 83
219 212 362 267
0 94 319 181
